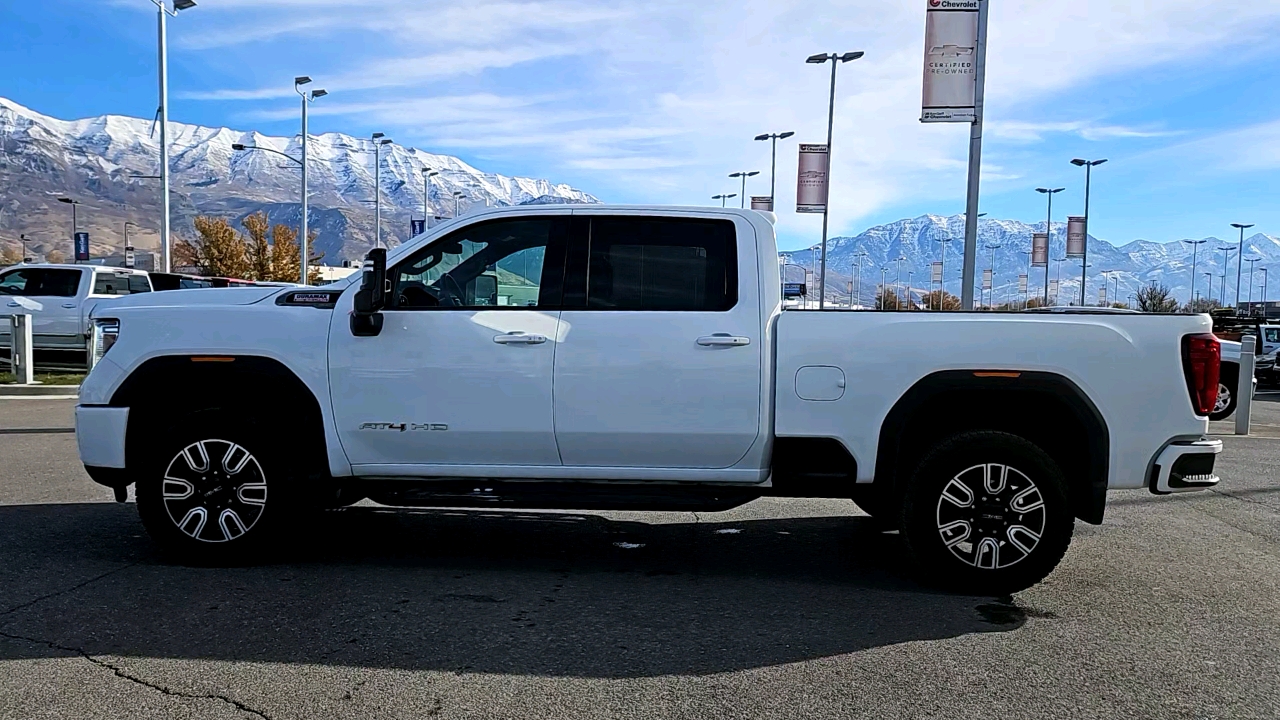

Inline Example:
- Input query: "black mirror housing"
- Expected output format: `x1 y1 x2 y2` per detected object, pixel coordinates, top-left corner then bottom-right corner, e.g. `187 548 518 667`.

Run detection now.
351 248 387 336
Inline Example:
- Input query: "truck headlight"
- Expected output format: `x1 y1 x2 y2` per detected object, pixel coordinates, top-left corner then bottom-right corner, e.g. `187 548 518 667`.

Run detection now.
91 318 119 368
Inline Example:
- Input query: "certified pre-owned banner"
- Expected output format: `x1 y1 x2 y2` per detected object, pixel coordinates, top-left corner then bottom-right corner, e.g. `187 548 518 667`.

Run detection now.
921 0 981 123
751 196 774 211
1066 216 1088 258
1032 232 1049 267
796 144 829 214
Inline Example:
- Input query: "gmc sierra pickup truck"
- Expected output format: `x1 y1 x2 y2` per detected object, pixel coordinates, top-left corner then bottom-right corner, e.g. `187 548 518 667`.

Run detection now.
75 206 1224 594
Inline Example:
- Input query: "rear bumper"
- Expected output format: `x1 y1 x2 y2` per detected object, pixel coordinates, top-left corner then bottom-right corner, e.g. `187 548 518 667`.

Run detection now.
75 405 128 469
1149 439 1221 495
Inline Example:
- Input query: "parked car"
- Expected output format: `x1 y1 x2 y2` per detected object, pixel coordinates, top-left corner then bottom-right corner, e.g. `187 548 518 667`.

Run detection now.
75 205 1224 594
0 264 152 369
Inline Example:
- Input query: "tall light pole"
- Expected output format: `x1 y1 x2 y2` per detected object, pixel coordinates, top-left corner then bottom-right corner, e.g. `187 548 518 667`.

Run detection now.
151 0 197 273
853 251 868 308
729 171 760 208
880 267 888 309
894 255 906 311
934 237 952 309
57 197 80 261
807 50 865 309
421 168 438 228
712 193 736 207
1021 250 1032 307
1053 257 1066 304
1036 187 1064 304
1218 246 1235 306
1203 272 1214 307
1071 158 1107 306
370 133 392 248
1183 238 1206 308
1245 257 1261 316
754 132 794 206
906 271 915 310
292 77 326 285
19 234 30 263
985 242 1001 309
1262 268 1270 316
1231 223 1254 313
453 191 464 218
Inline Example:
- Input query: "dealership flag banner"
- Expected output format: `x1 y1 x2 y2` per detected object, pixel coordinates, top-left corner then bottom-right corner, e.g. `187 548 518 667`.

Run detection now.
1050 279 1059 297
1066 216 1088 258
796 144 829 214
931 262 943 283
74 232 90 262
982 268 992 290
1018 274 1028 293
921 0 982 123
1032 232 1049 267
1099 287 1108 305
751 196 774 211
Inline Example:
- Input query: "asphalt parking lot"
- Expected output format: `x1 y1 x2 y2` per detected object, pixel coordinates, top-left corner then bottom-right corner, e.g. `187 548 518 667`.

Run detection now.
1 398 1278 719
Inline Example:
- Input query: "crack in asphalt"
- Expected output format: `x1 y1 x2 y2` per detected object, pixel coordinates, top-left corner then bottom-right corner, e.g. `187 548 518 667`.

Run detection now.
1 562 140 617
0 630 272 719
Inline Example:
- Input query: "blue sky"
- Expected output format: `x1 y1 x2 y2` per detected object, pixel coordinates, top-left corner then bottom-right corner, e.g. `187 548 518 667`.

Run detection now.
4 0 1280 252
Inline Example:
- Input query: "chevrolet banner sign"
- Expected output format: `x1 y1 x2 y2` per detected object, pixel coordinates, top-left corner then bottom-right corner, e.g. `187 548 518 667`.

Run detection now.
921 0 982 123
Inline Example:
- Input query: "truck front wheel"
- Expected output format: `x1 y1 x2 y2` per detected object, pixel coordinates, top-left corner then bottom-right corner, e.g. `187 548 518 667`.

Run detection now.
136 412 291 565
901 431 1074 595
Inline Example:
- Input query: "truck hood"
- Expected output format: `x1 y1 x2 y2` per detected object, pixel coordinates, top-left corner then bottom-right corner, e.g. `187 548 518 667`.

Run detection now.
90 286 285 313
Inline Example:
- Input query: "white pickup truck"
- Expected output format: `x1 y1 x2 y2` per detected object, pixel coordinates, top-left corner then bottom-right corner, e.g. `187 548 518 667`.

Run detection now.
74 206 1224 594
0 263 153 367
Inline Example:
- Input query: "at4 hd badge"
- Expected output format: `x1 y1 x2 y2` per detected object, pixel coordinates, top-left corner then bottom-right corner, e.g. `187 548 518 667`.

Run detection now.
359 422 449 432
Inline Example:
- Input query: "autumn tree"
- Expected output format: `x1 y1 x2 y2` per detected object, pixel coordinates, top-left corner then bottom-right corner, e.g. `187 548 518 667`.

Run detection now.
177 217 250 278
46 249 67 264
876 288 902 310
919 290 961 311
0 246 22 265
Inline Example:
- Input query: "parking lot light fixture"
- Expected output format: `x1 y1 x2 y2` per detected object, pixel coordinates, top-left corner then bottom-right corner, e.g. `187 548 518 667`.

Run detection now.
808 50 865 308
729 171 760 208
1231 223 1255 313
754 132 794 203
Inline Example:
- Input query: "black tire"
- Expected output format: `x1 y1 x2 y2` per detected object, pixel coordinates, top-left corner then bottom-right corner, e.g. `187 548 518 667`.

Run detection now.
1209 366 1238 421
136 411 298 565
901 431 1074 595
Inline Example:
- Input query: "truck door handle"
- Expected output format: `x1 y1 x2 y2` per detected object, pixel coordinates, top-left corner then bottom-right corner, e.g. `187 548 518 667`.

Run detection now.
697 334 751 347
61 303 77 308
493 332 547 345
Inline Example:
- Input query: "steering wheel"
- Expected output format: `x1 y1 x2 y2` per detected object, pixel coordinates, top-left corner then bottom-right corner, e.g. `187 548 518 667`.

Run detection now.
437 273 467 307
397 281 440 308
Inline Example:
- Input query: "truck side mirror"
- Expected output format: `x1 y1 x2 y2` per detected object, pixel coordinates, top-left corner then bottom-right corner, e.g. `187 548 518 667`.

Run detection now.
351 248 387 337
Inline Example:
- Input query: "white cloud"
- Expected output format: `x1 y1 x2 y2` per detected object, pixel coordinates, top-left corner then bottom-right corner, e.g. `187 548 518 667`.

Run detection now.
168 0 1280 242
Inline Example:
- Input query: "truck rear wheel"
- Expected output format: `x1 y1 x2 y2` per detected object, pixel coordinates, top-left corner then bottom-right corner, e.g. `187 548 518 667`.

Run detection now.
136 412 292 565
1209 365 1238 421
901 431 1073 595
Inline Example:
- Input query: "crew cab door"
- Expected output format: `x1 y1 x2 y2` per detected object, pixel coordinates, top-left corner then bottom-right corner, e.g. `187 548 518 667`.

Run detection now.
0 267 86 339
328 214 571 470
552 212 763 469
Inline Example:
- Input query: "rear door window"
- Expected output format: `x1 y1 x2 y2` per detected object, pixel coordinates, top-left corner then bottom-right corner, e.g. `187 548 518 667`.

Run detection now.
578 217 737 311
127 275 152 293
93 272 138 295
0 268 82 297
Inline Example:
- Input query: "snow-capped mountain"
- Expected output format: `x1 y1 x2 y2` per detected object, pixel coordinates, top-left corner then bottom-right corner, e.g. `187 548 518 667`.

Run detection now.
0 96 597 263
781 215 1280 306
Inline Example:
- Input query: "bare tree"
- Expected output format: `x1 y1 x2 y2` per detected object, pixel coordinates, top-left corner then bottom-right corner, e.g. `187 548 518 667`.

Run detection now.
1135 282 1181 313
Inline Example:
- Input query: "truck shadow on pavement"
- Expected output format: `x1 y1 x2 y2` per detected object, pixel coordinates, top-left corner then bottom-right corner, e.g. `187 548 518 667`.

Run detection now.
0 502 1031 678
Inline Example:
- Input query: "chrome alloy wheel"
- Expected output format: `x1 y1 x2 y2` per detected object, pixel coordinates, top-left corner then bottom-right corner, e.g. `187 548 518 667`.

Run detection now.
935 463 1046 570
1214 383 1232 415
162 439 267 543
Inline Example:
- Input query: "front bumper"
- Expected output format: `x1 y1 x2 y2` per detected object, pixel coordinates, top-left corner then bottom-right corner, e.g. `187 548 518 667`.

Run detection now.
1149 439 1222 495
75 405 129 469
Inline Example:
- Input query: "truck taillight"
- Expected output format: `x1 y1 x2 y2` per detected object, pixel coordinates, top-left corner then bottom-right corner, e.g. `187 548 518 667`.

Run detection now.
1182 334 1220 416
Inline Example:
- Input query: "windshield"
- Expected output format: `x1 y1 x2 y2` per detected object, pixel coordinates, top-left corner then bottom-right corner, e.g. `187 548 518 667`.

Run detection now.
0 268 82 297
